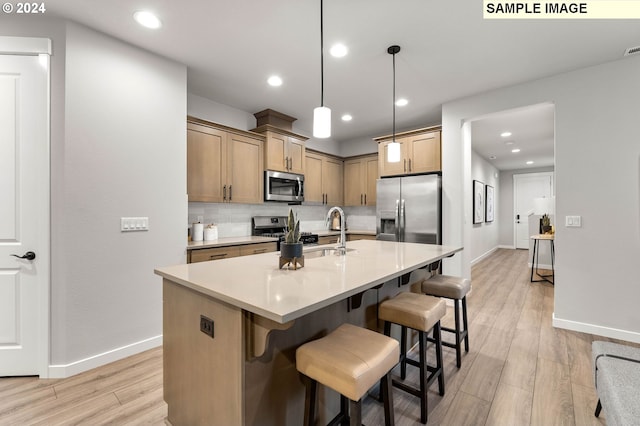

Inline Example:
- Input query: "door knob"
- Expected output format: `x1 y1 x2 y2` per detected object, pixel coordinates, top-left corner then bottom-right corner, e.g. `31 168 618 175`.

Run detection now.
11 251 36 260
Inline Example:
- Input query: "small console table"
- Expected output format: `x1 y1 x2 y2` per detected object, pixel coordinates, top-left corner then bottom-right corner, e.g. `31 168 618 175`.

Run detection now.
530 234 554 285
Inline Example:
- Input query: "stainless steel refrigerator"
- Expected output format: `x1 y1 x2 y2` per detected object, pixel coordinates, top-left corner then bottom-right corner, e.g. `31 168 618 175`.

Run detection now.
376 174 441 244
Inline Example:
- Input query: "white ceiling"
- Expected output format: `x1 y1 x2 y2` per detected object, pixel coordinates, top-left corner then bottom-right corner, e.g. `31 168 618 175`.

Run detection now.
472 103 555 171
45 0 638 158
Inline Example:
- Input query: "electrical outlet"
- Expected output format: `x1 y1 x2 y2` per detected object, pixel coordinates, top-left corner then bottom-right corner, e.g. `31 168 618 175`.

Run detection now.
200 315 214 338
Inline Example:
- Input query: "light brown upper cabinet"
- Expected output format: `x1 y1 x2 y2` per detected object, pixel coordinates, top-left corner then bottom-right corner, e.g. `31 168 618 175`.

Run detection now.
252 125 307 175
375 126 441 177
187 117 264 204
305 150 343 205
344 154 378 206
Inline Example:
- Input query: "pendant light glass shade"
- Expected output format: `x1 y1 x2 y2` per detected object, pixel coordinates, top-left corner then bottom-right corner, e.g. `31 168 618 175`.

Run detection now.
313 106 331 138
387 141 401 163
313 0 331 139
387 45 401 163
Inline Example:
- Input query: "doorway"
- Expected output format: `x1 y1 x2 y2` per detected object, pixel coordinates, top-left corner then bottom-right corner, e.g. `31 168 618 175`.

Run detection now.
513 172 553 249
0 38 51 377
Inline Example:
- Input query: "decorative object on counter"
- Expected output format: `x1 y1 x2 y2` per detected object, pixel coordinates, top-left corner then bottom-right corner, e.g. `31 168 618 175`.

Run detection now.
312 0 331 139
541 213 552 234
386 45 401 163
280 208 304 269
192 222 204 242
204 224 218 241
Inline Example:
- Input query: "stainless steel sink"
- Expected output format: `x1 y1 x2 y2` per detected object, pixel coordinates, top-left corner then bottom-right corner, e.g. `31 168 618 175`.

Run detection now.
304 247 355 258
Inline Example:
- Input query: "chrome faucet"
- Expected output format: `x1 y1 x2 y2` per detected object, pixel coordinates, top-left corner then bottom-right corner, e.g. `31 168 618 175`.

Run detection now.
326 206 347 254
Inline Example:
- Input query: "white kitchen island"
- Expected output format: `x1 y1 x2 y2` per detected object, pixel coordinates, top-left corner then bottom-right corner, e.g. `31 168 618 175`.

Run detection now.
155 240 462 425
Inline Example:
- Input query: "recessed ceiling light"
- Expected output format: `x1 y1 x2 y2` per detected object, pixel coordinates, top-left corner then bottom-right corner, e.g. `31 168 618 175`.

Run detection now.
341 114 353 122
330 43 348 58
511 148 521 153
267 75 283 87
395 98 408 107
489 155 497 160
526 161 534 165
133 11 162 29
501 132 512 137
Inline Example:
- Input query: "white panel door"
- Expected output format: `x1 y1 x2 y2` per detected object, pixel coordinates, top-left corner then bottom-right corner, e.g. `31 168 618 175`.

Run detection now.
0 53 49 376
514 172 553 249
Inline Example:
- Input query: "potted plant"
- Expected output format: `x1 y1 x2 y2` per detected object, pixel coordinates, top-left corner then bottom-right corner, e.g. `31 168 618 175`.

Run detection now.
280 208 303 262
541 214 552 234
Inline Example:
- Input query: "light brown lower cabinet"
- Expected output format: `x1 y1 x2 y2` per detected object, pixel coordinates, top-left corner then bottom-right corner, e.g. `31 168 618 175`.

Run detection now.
188 242 277 263
318 235 340 245
346 234 377 241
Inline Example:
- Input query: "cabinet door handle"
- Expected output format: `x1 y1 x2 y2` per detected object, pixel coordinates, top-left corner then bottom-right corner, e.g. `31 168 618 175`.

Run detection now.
288 157 291 170
254 248 267 254
404 159 407 173
364 194 367 205
229 185 232 201
223 185 227 201
361 194 363 205
408 159 412 172
210 253 228 259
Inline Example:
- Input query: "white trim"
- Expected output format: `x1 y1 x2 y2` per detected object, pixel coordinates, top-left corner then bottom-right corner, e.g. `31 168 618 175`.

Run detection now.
498 244 515 249
471 246 499 265
553 314 640 345
0 36 51 55
48 335 163 378
38 46 51 379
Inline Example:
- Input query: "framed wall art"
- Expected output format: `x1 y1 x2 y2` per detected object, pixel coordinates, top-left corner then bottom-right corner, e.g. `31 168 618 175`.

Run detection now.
473 180 485 224
485 185 495 222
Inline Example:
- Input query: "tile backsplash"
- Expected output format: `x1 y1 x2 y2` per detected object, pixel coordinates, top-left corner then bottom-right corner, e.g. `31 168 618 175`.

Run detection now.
188 203 376 238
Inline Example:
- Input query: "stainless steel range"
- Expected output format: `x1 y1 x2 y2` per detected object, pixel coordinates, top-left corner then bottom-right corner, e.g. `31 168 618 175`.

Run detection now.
251 216 319 250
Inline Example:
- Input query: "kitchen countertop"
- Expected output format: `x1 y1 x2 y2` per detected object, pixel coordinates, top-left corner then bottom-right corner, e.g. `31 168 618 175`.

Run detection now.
157 240 462 324
187 235 278 250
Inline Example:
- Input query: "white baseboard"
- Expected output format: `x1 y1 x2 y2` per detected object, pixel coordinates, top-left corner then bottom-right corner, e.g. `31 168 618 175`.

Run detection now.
527 262 553 270
498 245 515 249
471 246 499 265
553 314 640 344
48 335 163 378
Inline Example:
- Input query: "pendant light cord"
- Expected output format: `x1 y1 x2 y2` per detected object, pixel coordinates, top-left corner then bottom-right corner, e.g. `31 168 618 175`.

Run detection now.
320 0 324 107
392 49 396 141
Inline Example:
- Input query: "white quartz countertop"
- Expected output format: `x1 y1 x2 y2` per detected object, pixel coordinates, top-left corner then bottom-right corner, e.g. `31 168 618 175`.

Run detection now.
187 236 278 250
157 240 462 324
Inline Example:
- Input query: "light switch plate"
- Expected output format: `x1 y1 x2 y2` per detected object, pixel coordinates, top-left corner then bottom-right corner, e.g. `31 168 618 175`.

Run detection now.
565 215 581 227
121 217 149 232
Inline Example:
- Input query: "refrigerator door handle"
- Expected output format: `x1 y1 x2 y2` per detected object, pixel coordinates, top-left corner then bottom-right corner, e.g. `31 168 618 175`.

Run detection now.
400 199 406 242
395 200 400 241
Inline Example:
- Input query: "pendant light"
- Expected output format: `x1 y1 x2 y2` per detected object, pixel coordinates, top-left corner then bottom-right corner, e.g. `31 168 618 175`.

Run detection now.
387 45 401 163
313 0 331 139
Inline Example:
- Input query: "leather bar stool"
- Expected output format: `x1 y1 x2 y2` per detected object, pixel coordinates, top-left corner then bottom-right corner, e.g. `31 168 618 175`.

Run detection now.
296 323 399 426
421 274 471 368
378 291 446 424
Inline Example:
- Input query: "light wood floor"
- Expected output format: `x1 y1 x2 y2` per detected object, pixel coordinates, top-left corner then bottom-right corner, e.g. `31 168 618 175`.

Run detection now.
0 249 628 425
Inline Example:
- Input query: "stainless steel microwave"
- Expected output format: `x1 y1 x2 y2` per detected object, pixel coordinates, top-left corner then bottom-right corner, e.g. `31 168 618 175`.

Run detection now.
264 170 304 203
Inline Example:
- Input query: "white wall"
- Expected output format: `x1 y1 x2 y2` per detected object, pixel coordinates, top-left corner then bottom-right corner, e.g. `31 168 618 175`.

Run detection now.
53 23 186 373
442 54 640 342
470 150 499 264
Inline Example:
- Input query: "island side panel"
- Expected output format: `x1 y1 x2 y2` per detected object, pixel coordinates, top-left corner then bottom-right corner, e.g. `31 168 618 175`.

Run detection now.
163 279 244 425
